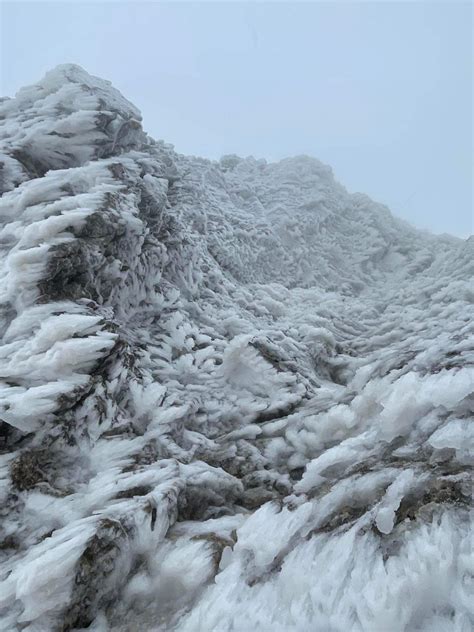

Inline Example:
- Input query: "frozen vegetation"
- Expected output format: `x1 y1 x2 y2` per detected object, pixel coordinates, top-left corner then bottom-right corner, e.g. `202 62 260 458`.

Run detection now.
0 65 472 631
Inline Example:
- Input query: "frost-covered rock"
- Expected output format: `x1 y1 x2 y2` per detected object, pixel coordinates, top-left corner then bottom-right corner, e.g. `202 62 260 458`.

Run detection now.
0 65 472 632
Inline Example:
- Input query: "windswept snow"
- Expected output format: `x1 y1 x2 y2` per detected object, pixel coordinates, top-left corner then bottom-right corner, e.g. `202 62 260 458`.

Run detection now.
0 65 472 632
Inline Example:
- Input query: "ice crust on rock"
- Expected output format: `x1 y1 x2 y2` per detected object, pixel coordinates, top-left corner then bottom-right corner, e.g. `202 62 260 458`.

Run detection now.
0 65 472 632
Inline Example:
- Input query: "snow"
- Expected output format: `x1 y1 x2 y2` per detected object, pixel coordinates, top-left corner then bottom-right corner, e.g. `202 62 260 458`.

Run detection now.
0 64 472 631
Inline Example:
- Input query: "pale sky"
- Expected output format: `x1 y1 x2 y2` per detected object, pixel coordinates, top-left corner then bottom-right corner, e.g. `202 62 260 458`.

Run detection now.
1 1 472 237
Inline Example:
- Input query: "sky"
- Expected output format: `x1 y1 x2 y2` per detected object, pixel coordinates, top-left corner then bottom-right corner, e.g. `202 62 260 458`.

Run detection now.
1 1 472 237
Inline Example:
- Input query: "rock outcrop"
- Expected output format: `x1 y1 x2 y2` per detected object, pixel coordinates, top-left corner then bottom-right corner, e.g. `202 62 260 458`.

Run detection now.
0 65 472 632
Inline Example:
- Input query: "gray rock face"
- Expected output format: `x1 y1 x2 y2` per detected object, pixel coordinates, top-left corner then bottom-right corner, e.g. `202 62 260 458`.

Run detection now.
0 65 472 632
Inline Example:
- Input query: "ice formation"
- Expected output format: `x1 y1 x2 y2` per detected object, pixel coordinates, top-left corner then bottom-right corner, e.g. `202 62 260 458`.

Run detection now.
0 65 472 632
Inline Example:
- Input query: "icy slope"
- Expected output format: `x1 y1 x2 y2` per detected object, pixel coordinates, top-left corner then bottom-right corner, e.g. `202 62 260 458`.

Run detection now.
0 65 472 632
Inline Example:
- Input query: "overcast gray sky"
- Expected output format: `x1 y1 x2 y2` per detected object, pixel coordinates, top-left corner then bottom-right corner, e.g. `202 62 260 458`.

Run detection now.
1 1 472 237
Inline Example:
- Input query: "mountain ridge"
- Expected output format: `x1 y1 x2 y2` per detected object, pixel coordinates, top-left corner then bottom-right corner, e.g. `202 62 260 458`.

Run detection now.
0 65 472 632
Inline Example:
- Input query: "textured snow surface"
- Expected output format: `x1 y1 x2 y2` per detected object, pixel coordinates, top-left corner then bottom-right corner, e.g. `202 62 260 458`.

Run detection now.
0 65 472 632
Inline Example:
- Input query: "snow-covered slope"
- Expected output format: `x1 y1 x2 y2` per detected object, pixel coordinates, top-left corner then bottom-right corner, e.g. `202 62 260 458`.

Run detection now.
0 65 472 632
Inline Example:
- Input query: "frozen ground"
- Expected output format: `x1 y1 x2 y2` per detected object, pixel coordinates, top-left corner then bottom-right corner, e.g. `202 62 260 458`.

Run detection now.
0 65 472 632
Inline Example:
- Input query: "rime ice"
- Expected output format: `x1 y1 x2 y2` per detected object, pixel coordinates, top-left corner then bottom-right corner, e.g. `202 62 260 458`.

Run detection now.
0 65 472 632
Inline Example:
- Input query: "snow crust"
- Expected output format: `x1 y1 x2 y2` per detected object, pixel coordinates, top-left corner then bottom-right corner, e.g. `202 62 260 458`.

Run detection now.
0 65 472 632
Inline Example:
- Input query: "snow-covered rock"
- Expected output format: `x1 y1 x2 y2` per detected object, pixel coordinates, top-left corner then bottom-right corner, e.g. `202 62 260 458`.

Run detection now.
0 65 472 632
